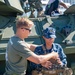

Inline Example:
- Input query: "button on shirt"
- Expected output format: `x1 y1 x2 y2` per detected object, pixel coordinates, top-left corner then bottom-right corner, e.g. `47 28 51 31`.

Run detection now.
30 43 67 70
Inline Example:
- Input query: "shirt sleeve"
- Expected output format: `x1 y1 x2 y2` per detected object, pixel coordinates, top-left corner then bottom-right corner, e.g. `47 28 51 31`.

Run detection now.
11 38 34 58
58 44 67 66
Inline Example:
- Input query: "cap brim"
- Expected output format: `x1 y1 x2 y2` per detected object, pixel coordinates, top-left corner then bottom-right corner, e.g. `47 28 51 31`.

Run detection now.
50 35 56 38
44 35 56 39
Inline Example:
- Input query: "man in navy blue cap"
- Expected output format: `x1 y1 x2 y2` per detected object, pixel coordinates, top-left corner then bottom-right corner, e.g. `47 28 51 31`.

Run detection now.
26 27 67 75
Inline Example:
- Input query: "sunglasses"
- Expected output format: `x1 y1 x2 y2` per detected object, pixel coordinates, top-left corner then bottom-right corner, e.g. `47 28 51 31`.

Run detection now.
21 28 31 32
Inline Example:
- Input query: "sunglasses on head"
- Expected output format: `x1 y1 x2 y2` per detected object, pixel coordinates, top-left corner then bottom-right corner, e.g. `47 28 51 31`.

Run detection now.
21 28 31 32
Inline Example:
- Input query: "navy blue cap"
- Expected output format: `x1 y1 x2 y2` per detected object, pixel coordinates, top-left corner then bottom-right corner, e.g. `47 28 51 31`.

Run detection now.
43 27 56 38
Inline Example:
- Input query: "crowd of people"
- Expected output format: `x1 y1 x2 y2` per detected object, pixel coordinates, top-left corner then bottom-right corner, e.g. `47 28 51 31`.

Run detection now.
23 0 69 17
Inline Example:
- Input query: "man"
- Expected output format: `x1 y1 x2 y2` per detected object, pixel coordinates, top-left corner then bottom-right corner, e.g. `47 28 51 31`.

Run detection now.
44 0 68 16
26 27 67 75
28 0 43 17
4 17 59 75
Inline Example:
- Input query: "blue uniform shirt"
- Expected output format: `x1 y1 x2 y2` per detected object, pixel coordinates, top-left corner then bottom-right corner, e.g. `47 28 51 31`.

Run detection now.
30 43 67 70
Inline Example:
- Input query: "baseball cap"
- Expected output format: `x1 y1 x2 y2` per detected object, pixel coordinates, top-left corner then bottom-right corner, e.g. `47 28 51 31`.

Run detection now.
42 27 56 38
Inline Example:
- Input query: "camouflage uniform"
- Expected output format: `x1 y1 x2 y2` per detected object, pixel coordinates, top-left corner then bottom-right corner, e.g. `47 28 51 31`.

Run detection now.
28 0 43 17
28 0 43 12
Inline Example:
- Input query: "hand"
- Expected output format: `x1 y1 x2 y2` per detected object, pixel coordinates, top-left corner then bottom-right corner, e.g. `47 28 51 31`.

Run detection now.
56 58 63 65
51 51 59 60
41 61 52 69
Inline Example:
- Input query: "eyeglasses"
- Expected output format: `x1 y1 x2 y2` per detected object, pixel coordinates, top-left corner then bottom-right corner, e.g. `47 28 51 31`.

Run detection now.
21 28 31 32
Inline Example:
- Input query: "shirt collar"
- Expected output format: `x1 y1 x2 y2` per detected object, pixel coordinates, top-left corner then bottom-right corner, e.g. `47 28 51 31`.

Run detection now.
44 43 56 51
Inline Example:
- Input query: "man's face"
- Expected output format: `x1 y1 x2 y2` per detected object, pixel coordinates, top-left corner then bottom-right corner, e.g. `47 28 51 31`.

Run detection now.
43 36 55 44
20 26 32 38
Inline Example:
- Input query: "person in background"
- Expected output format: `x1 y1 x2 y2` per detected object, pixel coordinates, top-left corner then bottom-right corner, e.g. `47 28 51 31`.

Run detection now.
4 17 59 75
28 0 44 17
26 27 67 75
44 0 68 16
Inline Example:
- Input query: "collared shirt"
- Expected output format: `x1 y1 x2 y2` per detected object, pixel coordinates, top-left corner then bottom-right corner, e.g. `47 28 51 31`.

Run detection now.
5 36 34 75
30 43 67 70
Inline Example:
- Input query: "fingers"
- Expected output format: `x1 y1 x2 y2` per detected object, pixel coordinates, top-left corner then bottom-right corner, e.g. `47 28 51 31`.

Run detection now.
56 58 63 65
51 52 59 60
41 61 52 69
